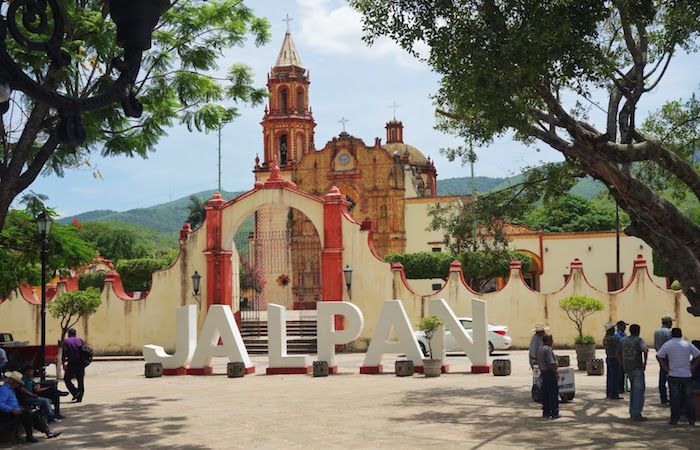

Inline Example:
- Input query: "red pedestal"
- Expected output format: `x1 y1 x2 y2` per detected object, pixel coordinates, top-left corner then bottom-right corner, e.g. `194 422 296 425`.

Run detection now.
162 367 187 376
244 366 256 374
186 367 214 375
471 365 491 374
359 365 383 374
328 366 338 374
266 366 312 375
414 364 450 374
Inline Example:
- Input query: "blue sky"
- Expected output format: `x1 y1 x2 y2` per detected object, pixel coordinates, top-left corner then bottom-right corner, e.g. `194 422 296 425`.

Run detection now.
28 0 700 217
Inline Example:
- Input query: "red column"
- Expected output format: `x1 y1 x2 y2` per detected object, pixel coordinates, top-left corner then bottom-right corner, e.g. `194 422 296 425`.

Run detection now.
322 186 345 330
205 193 232 308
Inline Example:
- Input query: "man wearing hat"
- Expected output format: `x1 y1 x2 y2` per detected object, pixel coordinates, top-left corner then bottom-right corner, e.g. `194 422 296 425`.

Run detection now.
0 371 61 443
603 322 623 399
615 320 628 393
529 323 547 369
654 315 674 404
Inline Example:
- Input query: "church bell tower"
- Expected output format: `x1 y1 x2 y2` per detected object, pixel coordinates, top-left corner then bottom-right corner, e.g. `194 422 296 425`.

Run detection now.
259 31 316 171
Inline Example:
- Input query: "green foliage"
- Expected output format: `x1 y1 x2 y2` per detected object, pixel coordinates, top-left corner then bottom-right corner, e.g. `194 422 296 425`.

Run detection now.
76 221 148 261
0 210 96 298
559 295 605 340
384 252 453 280
523 195 625 232
652 250 673 279
239 258 265 293
670 280 681 290
185 196 207 230
78 272 106 291
48 288 102 341
575 335 596 345
116 258 171 292
0 1 270 231
417 315 444 358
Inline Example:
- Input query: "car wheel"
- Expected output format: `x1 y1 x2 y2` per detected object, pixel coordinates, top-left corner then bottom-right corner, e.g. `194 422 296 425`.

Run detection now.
531 384 541 402
488 342 494 355
419 341 427 356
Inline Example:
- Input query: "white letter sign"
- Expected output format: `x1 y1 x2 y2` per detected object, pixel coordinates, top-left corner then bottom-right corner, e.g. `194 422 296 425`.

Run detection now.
317 302 364 370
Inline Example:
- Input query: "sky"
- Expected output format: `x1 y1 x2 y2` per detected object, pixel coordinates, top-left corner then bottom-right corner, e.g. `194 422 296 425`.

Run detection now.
27 0 700 218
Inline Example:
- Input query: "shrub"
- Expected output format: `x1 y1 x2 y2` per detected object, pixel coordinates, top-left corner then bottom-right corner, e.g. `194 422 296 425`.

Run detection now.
384 252 453 279
116 258 170 292
78 272 106 291
575 335 596 345
48 288 102 341
670 280 681 291
417 315 443 358
559 295 605 341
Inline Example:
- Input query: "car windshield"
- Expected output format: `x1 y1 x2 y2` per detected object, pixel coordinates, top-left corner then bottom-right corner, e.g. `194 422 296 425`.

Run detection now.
460 320 472 329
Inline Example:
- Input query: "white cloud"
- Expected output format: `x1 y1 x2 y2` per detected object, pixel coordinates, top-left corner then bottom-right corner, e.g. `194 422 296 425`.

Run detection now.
296 0 428 70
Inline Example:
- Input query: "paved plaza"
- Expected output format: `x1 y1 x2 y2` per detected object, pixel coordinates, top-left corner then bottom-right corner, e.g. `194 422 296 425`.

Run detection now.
2 350 696 449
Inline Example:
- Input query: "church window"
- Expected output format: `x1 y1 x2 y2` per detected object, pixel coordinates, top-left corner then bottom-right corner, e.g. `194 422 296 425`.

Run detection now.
280 88 288 113
279 135 288 165
297 88 304 112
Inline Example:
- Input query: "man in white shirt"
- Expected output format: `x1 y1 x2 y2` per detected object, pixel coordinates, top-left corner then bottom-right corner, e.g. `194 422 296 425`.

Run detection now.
656 328 700 426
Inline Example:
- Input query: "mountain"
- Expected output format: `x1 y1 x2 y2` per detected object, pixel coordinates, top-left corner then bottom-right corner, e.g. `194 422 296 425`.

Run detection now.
438 174 606 198
58 189 243 233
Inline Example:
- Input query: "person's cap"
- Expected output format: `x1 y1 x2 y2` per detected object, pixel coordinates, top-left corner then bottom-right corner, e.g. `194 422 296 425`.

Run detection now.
661 315 674 323
604 322 615 331
532 323 548 332
616 320 628 326
4 371 23 384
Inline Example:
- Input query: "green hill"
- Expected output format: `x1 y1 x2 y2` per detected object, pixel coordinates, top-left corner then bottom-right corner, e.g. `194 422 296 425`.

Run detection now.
437 174 606 199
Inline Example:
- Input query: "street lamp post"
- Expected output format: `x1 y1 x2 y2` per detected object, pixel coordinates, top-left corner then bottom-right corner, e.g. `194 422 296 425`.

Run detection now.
36 212 53 382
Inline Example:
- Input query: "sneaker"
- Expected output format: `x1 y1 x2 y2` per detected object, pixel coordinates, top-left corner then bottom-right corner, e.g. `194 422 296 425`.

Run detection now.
48 418 61 424
610 396 623 400
46 431 62 439
25 436 39 443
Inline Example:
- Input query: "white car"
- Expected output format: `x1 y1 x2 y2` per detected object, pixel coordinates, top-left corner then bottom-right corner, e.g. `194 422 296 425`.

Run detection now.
414 317 512 355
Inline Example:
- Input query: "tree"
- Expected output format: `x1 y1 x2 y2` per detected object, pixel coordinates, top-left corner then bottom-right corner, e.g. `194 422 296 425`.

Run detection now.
185 196 207 230
417 315 443 359
0 209 95 298
76 221 148 261
350 1 700 315
523 195 622 232
48 288 102 342
559 295 605 341
0 1 270 232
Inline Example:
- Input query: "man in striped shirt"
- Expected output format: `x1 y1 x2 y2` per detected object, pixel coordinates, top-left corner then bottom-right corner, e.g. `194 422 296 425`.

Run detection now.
656 328 700 426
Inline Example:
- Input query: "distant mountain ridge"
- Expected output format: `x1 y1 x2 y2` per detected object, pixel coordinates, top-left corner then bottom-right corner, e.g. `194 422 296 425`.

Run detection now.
59 175 605 234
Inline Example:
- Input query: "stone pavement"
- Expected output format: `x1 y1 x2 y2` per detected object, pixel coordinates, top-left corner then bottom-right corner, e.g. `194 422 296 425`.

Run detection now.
3 350 696 449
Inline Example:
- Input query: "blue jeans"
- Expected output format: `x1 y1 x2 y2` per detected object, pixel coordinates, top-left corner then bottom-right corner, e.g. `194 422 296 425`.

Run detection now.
26 396 55 422
627 368 645 418
668 376 695 424
659 367 669 403
540 370 559 417
606 357 621 398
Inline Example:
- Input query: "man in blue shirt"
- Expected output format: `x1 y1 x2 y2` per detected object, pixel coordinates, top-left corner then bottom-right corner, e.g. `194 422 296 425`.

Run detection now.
614 320 628 393
0 371 61 443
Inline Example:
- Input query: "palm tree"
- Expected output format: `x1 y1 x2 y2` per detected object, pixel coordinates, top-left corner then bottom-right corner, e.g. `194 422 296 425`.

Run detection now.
185 196 206 230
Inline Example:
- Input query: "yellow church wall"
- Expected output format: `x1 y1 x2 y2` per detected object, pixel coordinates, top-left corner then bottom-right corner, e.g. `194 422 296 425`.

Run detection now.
404 197 465 253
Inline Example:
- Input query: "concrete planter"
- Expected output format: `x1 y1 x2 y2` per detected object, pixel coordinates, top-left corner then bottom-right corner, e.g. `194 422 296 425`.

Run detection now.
144 362 162 378
313 361 329 377
422 359 442 377
395 360 414 377
492 359 511 376
575 344 595 370
586 358 604 375
227 362 246 378
556 355 570 367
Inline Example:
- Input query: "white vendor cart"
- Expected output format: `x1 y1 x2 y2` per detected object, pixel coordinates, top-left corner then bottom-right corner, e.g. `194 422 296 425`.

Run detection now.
531 366 576 402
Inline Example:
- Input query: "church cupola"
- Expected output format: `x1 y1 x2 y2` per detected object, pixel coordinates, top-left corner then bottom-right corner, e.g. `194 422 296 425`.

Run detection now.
385 120 404 144
260 30 316 169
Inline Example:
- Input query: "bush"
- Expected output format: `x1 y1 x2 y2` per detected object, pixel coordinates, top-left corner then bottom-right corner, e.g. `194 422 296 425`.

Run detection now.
116 258 170 292
559 295 605 340
384 252 453 279
78 272 106 291
575 335 596 345
670 280 681 291
48 288 102 341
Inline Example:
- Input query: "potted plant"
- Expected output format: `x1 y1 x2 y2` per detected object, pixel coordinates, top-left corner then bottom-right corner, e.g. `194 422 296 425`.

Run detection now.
559 295 604 370
417 315 444 377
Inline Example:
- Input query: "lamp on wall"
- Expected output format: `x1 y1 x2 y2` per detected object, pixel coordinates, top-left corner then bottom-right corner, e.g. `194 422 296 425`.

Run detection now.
191 271 201 303
343 265 353 297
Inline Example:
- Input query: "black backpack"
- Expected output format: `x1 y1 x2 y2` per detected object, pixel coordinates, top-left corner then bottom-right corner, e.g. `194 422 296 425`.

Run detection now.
80 345 93 367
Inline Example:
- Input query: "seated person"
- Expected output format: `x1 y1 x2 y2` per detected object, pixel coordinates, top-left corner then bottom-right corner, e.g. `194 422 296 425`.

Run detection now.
20 367 65 423
0 371 60 443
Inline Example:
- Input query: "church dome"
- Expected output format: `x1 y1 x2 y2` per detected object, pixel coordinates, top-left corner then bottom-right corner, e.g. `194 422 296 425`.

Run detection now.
382 142 429 166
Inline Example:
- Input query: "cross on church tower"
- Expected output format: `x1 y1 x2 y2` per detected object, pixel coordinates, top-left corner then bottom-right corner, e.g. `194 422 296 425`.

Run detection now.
338 117 349 132
283 14 293 32
389 101 401 120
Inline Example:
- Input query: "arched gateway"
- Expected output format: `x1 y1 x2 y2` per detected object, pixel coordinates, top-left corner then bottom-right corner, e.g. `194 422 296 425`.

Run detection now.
194 164 345 321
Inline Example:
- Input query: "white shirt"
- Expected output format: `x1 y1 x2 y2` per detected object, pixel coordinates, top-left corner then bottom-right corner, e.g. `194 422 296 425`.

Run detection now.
656 338 700 378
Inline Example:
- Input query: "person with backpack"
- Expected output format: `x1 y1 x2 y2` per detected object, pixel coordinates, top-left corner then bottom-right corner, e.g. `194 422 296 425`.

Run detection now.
62 329 87 403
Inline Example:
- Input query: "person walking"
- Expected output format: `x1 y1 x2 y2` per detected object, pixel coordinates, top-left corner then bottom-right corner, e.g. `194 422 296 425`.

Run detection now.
656 328 700 426
62 328 85 403
653 315 673 404
615 320 628 393
603 322 623 400
537 334 560 419
620 324 648 421
529 323 547 369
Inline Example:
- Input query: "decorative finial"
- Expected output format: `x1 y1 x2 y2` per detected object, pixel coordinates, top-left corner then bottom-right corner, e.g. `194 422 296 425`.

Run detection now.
389 101 401 120
283 14 293 32
338 116 349 132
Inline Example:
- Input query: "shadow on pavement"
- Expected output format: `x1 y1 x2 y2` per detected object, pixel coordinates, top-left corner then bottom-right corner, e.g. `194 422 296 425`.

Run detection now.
391 385 696 449
1 395 209 449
